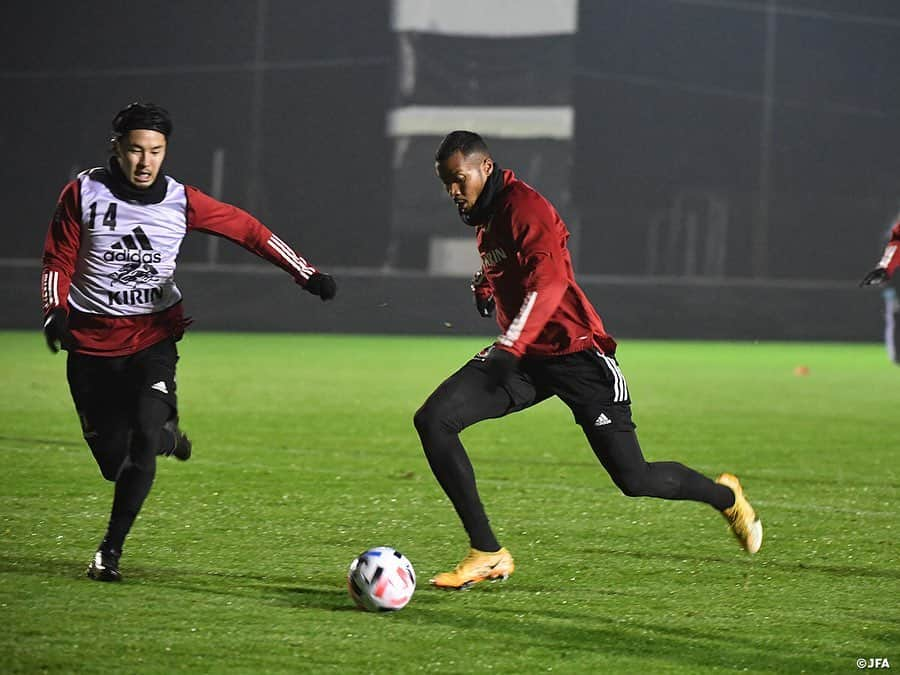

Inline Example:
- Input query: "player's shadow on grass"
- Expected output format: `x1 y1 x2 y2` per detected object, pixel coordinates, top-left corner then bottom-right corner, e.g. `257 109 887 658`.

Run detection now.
0 549 407 612
266 585 354 610
0 553 347 609
148 576 439 613
139 568 354 610
0 551 464 613
0 553 90 580
272 582 450 612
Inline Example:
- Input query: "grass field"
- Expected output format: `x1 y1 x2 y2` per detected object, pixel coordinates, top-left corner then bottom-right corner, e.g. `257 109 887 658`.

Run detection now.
1 331 898 673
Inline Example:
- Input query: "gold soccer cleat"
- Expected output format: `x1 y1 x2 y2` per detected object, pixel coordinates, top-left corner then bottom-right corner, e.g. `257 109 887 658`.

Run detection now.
430 547 515 589
716 473 763 554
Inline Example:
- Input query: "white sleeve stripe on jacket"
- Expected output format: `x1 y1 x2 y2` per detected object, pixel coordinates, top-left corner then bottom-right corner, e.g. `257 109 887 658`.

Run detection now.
267 235 315 280
499 291 538 348
42 270 59 312
269 234 316 277
878 244 897 269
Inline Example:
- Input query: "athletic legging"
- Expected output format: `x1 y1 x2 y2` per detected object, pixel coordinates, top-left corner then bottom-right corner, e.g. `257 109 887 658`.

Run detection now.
414 366 733 552
101 396 170 554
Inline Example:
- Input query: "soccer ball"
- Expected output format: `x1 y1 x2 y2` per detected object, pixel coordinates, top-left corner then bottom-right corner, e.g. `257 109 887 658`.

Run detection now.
347 546 416 612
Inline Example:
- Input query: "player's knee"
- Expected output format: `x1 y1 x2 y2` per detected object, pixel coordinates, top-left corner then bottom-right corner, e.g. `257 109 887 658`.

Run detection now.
129 427 161 472
128 450 157 474
85 437 126 481
133 397 171 451
97 459 122 482
412 405 428 434
612 469 651 498
414 399 458 437
413 403 438 437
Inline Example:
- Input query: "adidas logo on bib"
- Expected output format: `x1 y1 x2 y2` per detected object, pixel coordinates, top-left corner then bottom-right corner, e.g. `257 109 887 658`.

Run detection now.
102 226 162 264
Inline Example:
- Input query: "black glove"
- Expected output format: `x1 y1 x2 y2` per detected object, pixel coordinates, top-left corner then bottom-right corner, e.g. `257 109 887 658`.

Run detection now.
304 272 337 301
476 295 495 318
859 267 888 287
485 347 519 391
470 270 495 318
43 307 73 353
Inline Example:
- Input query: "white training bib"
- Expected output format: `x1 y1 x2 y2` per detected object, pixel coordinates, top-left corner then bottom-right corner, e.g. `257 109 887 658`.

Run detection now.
68 169 187 316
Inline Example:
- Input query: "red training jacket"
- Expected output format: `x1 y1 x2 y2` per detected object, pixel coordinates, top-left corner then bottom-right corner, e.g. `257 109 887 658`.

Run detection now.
879 221 900 278
472 169 616 358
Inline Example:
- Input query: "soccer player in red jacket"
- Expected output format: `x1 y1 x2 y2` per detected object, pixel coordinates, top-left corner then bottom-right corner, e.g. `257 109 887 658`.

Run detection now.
41 102 337 582
860 218 900 363
415 131 762 589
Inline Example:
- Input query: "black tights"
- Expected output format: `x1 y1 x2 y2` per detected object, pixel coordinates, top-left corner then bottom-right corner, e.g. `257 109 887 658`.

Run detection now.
585 425 733 509
101 396 171 554
414 365 733 552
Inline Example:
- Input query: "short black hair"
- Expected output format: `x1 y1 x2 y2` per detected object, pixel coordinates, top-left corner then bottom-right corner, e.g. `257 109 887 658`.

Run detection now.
111 102 173 141
434 130 490 162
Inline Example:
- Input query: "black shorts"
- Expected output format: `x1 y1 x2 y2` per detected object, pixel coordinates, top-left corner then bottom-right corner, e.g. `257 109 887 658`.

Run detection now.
66 338 179 444
473 345 636 431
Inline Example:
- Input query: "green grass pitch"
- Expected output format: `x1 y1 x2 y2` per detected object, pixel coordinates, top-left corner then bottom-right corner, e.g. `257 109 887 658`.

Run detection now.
1 331 897 673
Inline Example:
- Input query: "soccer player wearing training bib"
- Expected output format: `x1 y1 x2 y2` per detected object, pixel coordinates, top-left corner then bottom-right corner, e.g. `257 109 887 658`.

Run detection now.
41 103 337 582
415 131 763 589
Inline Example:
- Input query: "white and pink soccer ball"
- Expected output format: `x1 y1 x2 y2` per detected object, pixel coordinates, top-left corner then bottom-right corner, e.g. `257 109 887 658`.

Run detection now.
347 546 416 612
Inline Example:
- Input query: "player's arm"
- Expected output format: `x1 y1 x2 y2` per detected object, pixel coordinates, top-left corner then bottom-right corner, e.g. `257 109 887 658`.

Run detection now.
495 201 568 357
185 186 336 300
40 181 81 353
860 221 900 287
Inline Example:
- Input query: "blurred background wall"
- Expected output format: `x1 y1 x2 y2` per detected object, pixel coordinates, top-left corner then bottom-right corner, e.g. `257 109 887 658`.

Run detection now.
2 0 898 341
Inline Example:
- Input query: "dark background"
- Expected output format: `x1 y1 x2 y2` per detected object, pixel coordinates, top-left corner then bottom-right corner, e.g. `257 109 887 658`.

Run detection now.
2 1 898 340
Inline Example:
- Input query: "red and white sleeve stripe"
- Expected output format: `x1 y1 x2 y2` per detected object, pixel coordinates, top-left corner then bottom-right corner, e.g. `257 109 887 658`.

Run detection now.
879 243 897 270
879 221 900 277
41 180 81 317
266 234 316 281
41 269 61 314
498 291 538 350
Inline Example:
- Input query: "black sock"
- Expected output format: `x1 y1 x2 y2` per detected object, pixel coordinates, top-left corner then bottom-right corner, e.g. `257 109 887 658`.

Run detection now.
102 458 156 553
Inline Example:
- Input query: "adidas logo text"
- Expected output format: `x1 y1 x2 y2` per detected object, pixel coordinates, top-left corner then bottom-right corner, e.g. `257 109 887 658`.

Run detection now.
103 250 162 263
102 227 161 263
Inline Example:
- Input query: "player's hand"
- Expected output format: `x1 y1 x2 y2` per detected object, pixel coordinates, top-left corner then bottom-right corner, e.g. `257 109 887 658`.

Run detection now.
304 272 337 301
470 270 495 318
43 307 73 354
485 347 519 391
859 267 888 287
475 293 495 318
